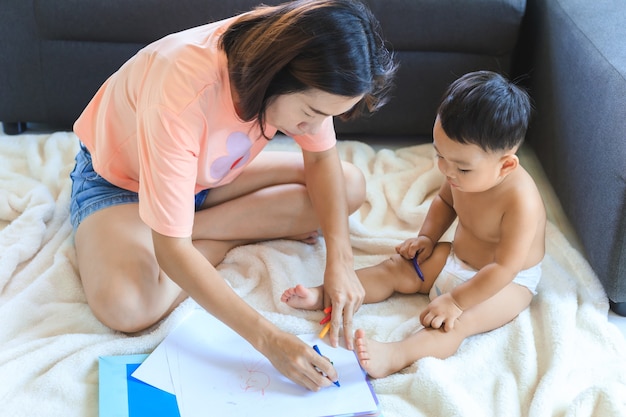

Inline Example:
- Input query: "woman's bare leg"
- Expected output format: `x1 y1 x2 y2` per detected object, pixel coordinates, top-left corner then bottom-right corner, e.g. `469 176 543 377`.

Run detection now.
76 204 183 333
193 151 365 242
75 151 365 333
354 282 534 378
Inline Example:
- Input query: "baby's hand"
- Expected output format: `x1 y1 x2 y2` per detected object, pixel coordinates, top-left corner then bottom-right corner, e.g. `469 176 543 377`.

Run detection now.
420 293 463 331
395 235 435 263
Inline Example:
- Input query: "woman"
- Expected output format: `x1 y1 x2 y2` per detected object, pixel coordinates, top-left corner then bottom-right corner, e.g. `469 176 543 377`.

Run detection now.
71 0 396 391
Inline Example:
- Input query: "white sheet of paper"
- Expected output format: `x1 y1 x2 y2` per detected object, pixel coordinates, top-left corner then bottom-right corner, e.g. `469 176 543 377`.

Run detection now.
131 330 176 395
132 309 379 417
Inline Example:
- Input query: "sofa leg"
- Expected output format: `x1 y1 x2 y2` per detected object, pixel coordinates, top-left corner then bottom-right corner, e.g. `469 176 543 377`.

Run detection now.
610 300 626 317
3 122 27 135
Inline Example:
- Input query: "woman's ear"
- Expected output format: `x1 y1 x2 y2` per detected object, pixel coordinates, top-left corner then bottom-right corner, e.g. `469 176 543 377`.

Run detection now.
499 153 519 177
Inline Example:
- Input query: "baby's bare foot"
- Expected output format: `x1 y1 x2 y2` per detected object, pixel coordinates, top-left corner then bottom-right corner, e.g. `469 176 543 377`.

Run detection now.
280 284 324 310
354 329 407 379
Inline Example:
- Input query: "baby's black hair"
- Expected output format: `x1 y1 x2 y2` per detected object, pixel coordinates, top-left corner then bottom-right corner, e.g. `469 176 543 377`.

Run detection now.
437 71 531 152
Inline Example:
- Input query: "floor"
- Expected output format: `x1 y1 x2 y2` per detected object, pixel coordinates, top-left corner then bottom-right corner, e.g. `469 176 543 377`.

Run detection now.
2 124 625 341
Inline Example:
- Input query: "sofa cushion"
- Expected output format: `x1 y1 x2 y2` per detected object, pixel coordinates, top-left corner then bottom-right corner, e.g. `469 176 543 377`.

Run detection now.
365 0 526 55
33 0 271 44
35 0 525 55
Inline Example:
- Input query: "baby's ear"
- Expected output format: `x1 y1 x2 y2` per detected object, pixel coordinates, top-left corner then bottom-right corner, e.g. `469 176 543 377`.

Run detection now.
499 153 519 177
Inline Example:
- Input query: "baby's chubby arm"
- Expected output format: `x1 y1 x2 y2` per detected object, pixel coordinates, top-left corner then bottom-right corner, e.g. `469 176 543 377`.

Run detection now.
397 182 456 263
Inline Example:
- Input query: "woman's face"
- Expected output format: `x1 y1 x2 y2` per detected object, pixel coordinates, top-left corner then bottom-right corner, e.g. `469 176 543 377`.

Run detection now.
265 89 363 137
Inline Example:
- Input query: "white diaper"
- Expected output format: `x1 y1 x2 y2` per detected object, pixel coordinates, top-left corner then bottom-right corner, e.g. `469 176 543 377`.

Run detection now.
429 250 542 301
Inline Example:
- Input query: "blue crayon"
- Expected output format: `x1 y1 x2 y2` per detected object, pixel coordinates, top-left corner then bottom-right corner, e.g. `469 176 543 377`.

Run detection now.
412 255 425 281
312 344 340 387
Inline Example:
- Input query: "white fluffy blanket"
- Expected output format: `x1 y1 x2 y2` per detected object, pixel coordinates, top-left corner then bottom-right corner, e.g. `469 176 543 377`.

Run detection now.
1 131 625 417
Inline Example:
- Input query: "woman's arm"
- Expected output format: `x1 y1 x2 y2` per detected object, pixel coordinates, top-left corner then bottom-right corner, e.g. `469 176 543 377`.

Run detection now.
302 146 364 349
151 231 338 391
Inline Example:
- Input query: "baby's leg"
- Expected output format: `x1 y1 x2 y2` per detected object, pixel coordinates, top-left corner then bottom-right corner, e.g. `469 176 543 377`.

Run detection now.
355 281 533 378
356 242 450 303
282 243 450 309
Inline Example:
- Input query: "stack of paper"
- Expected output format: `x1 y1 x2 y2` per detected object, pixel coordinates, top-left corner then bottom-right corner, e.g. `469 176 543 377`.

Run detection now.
100 309 380 417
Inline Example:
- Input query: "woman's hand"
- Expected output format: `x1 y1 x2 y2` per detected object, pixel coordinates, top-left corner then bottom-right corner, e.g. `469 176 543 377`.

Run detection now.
262 329 339 391
323 261 365 350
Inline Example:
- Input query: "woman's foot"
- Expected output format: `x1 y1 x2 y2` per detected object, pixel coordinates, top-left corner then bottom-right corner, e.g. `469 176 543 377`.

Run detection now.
285 230 320 245
280 284 324 310
354 329 408 379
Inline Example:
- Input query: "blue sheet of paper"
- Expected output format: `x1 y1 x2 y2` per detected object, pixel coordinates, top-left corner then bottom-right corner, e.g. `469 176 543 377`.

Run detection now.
99 354 180 417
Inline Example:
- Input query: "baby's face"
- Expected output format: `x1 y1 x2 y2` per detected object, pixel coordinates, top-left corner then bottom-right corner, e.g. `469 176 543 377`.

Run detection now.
432 117 511 193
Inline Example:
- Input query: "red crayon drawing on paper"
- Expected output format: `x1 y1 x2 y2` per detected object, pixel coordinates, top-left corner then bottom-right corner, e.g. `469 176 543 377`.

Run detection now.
239 355 271 396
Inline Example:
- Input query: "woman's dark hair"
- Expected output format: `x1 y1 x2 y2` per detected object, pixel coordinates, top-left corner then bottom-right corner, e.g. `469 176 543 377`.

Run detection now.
437 71 532 152
219 0 397 136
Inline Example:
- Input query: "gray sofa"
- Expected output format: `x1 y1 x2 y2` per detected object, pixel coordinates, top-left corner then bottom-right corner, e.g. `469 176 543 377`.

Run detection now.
0 0 523 140
515 0 626 315
0 0 624 314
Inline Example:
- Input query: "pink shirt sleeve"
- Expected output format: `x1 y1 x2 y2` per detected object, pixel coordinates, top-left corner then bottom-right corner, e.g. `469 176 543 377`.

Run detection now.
137 105 201 238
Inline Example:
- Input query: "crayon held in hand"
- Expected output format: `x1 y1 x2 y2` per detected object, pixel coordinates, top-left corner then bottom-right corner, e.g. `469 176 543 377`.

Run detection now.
312 344 340 387
412 255 425 281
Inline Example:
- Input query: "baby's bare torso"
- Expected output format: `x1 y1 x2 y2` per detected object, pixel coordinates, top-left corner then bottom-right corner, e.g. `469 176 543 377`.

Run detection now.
450 166 546 271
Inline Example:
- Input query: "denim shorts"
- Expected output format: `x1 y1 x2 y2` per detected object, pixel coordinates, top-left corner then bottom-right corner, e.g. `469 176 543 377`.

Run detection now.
69 143 209 230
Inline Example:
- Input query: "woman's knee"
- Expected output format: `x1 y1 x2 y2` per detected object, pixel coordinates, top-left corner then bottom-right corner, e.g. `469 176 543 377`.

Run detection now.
341 161 366 213
83 265 169 333
86 281 153 333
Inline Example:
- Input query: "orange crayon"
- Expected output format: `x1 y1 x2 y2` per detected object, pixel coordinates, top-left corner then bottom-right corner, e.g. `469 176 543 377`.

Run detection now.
319 322 331 339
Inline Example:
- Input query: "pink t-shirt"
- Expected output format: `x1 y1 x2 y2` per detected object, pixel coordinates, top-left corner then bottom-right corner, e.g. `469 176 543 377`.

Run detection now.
74 17 337 238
